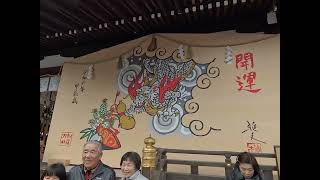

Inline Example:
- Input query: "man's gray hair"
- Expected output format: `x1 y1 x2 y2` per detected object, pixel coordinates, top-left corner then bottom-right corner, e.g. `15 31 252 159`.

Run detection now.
83 140 103 152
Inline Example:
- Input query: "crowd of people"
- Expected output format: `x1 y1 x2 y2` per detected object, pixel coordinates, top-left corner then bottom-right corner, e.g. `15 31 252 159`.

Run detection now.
41 140 264 180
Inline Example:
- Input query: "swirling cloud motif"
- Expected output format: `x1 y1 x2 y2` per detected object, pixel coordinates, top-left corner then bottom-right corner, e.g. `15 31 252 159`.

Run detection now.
117 47 221 136
152 104 183 134
181 59 222 136
117 65 141 95
180 65 203 87
189 120 221 136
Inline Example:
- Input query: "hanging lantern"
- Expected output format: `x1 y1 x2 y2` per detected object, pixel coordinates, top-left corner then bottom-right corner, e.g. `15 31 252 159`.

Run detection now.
118 55 124 69
178 44 192 61
86 64 95 80
118 55 129 70
224 46 233 64
147 35 157 51
184 45 193 59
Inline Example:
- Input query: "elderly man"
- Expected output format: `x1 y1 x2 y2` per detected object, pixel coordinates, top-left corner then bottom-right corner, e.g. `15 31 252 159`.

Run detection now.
68 140 116 180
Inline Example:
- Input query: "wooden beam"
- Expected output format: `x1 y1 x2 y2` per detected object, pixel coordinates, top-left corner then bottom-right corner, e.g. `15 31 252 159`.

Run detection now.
40 66 62 76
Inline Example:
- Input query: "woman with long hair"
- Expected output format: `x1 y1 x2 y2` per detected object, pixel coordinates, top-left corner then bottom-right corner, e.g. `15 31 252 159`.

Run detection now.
228 152 264 180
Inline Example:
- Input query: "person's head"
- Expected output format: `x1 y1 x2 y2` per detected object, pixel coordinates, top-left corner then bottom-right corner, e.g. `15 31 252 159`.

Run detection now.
41 163 66 180
120 152 142 178
82 140 103 170
234 152 261 179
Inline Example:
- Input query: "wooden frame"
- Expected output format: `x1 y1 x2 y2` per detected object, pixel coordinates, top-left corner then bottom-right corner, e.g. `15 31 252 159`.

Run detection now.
274 145 280 179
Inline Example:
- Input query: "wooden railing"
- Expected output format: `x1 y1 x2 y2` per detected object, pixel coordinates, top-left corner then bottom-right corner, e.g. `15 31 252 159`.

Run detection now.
149 148 278 180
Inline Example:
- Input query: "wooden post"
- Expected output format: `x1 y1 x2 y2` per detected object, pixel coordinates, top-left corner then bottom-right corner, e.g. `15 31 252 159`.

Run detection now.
225 153 232 178
274 145 280 179
190 164 199 175
142 135 157 180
